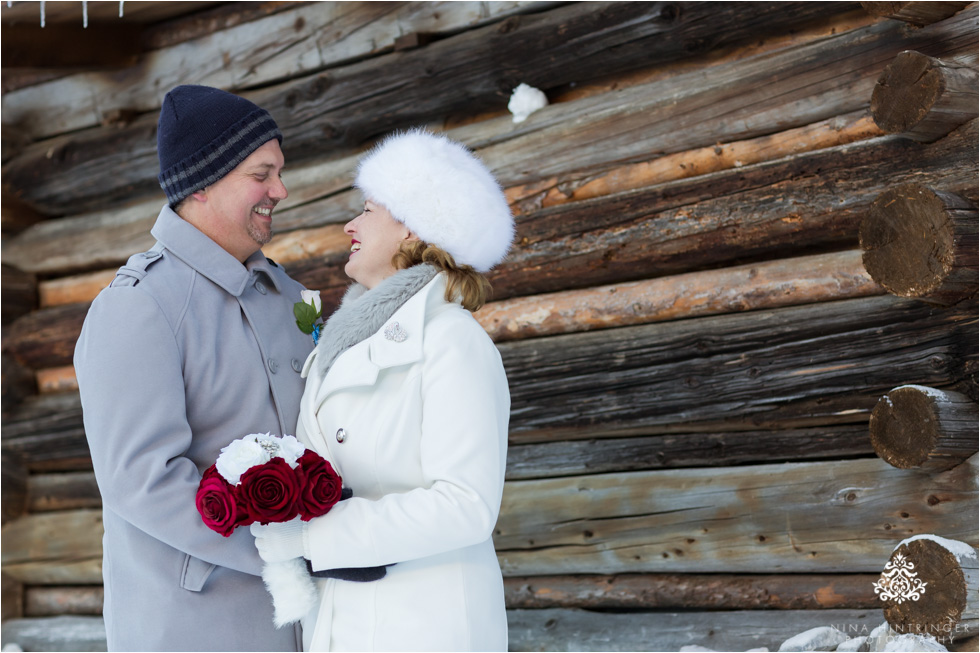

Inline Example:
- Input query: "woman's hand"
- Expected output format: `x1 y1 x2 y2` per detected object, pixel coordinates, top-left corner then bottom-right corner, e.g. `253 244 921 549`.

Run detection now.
250 518 308 563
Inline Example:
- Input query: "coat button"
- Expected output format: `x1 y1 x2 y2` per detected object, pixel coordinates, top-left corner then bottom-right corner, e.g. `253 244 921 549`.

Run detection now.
291 358 302 372
268 358 279 374
336 428 346 443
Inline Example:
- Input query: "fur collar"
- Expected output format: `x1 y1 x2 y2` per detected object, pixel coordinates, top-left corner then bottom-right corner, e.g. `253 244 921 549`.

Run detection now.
315 264 439 376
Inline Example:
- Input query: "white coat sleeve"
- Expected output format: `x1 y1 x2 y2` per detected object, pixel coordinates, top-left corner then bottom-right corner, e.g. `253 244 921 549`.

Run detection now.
305 319 510 570
74 287 264 576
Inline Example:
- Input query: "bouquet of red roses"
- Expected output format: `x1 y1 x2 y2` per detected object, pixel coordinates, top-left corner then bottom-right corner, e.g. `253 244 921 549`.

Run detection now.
195 433 342 627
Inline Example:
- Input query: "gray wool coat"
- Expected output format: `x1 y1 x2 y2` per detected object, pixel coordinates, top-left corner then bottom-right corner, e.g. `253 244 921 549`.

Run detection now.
74 206 313 651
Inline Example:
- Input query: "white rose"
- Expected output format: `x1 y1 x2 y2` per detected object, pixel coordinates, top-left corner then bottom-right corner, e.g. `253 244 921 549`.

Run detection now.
300 289 322 314
216 434 270 484
277 435 307 468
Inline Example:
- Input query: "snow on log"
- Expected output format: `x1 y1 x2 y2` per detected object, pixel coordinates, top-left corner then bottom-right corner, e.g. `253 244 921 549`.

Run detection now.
871 50 979 142
860 184 978 307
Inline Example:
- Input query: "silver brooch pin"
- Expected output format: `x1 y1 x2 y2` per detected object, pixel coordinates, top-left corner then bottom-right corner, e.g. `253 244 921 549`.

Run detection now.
383 321 408 342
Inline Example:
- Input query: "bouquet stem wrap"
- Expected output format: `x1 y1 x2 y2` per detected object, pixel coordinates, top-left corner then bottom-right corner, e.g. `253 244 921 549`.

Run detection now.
262 557 320 628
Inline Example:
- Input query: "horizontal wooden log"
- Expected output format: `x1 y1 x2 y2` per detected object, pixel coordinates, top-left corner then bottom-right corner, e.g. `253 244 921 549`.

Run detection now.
0 615 106 652
871 50 979 142
500 294 976 442
476 250 883 341
880 535 979 642
870 385 979 471
507 608 883 652
506 425 876 480
1 510 103 567
37 366 80 395
2 353 34 416
506 111 883 213
2 392 90 472
494 455 978 575
861 1 971 25
1 262 36 326
2 1 552 141
8 0 978 278
1 450 28 525
2 24 142 69
28 472 101 513
860 184 978 306
0 558 102 586
1 572 23 622
503 573 881 610
24 586 103 617
1 1 866 215
2 301 89 369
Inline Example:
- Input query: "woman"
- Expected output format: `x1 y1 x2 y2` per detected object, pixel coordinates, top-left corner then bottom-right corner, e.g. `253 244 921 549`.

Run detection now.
251 129 514 651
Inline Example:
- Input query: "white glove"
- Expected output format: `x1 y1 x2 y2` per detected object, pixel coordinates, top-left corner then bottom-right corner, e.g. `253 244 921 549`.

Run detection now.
250 518 308 563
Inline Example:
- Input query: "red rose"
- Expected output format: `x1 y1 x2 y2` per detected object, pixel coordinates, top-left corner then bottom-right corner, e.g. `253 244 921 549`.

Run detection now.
237 457 301 524
295 450 343 521
196 465 240 537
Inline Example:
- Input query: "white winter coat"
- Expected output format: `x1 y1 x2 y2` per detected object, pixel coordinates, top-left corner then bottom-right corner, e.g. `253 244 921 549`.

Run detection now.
295 273 510 651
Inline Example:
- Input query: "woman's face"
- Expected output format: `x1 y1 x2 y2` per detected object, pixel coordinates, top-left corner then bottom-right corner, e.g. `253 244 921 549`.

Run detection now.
344 199 414 289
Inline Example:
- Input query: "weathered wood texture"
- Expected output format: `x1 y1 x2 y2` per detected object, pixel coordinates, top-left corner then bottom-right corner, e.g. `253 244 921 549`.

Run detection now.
3 301 89 369
506 425 876 481
1 510 103 585
880 536 979 642
1 2 552 140
501 295 977 442
861 1 971 25
870 386 979 471
28 472 101 513
476 250 883 342
24 586 103 617
2 392 90 472
1 262 36 325
36 366 80 395
494 456 979 575
1 572 24 622
1 450 28 525
872 50 979 142
2 353 35 416
503 573 881 610
860 184 978 306
507 608 883 652
1 1 868 215
0 615 107 652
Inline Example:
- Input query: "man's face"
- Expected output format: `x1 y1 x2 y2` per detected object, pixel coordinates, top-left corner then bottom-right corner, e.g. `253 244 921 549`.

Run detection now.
195 139 287 261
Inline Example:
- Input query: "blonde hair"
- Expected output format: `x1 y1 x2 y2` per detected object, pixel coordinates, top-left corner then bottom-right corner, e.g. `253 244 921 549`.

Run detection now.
392 241 492 312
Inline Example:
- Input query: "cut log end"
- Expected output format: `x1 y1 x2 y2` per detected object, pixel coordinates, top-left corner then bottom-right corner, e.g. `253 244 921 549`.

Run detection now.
860 184 978 306
870 51 979 142
861 2 971 26
879 537 979 642
869 385 979 471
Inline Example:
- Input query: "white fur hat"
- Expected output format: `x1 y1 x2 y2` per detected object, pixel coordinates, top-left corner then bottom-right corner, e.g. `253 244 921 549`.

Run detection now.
354 129 515 273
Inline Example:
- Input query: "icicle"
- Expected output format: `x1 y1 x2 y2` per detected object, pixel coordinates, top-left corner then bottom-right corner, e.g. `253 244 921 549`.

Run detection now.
82 0 88 28
6 1 12 8
40 0 45 27
119 0 124 18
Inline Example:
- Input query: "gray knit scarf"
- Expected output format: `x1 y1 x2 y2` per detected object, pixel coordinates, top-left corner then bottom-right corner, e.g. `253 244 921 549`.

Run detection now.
314 263 440 377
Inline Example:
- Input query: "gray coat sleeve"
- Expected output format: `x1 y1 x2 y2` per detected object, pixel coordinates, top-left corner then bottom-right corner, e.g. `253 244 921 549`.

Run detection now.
75 286 264 576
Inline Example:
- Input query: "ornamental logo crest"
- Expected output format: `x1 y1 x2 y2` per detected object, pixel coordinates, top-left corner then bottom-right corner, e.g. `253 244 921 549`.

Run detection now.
873 552 928 603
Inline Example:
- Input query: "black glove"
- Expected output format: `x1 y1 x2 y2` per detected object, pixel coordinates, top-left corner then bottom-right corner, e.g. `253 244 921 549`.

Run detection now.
307 488 393 582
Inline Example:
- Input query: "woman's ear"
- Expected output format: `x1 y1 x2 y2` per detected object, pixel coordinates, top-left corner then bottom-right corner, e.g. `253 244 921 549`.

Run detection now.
404 229 419 243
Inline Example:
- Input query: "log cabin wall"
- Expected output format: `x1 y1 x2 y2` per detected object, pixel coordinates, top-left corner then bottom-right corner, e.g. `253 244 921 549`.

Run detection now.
1 1 977 650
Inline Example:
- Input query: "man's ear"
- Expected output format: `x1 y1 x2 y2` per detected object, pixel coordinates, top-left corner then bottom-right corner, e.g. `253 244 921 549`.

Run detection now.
190 189 208 203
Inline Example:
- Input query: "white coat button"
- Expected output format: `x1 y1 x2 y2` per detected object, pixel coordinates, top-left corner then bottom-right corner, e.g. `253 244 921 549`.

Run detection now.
336 428 347 443
291 358 302 372
255 281 267 295
268 358 279 374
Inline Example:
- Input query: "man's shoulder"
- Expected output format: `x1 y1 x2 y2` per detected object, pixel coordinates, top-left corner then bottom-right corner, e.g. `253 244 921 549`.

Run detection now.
93 245 193 315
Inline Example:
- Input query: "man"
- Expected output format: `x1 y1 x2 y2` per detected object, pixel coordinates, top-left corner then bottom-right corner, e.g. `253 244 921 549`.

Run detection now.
74 85 312 651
